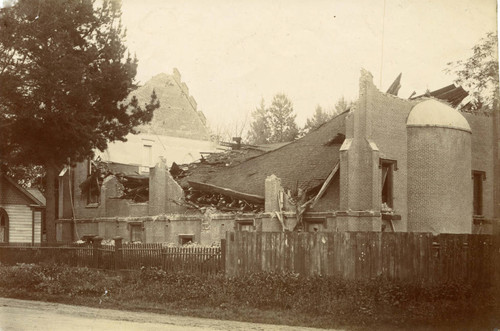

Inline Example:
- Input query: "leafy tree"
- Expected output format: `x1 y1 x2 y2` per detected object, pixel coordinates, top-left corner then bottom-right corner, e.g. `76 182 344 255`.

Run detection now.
4 164 45 191
0 0 159 241
446 32 499 111
247 98 270 145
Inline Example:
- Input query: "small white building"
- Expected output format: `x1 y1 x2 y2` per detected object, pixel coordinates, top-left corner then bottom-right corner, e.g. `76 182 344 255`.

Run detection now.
0 174 45 244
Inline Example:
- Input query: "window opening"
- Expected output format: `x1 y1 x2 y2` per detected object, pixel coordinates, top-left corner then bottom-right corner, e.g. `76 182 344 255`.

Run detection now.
143 144 153 166
130 223 143 242
303 217 327 232
472 171 485 216
381 161 394 209
178 234 195 245
87 160 100 205
236 219 255 232
0 208 8 243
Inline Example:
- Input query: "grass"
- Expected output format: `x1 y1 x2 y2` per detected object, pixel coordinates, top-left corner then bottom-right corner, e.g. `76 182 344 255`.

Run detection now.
0 264 498 330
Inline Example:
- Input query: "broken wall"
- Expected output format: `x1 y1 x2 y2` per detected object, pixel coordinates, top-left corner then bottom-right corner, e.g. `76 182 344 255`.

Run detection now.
149 158 186 215
366 79 415 232
55 210 347 244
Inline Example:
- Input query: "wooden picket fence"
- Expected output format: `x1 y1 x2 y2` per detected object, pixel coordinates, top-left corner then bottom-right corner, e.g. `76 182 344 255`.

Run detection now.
0 242 95 268
1 232 498 283
0 240 224 274
225 232 499 284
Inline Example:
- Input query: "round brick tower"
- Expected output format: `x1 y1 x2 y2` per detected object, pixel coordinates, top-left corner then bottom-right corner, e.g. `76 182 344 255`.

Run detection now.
406 99 472 233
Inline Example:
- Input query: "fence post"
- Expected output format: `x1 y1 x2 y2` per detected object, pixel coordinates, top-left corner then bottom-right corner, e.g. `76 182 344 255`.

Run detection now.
92 236 103 269
220 239 226 274
114 237 123 270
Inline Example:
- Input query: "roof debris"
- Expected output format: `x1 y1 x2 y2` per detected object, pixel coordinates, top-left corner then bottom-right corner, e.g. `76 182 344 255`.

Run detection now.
80 160 149 203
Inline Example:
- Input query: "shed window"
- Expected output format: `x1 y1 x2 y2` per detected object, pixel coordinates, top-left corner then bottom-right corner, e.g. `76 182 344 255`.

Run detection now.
472 171 485 216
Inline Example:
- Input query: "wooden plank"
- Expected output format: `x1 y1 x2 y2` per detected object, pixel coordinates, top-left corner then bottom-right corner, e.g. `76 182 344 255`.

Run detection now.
249 232 255 273
277 232 284 272
381 232 393 279
357 232 370 279
372 232 382 278
310 162 339 208
318 232 327 276
269 232 276 272
326 232 334 276
256 231 262 273
344 232 355 279
259 232 266 272
241 231 247 274
188 181 264 204
301 233 309 276
336 232 344 277
294 233 303 275
283 232 292 272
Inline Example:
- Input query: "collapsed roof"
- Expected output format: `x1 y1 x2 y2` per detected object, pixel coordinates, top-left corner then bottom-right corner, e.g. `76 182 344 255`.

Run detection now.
410 84 469 108
174 78 470 207
177 110 349 203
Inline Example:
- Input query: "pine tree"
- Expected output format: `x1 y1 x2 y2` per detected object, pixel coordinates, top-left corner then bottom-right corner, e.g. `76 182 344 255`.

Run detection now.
303 105 331 132
247 98 270 145
266 94 298 143
333 96 352 115
302 97 352 134
0 0 159 242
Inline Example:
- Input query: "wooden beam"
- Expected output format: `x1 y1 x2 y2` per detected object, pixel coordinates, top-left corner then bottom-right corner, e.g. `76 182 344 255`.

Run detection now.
188 181 265 204
311 162 339 208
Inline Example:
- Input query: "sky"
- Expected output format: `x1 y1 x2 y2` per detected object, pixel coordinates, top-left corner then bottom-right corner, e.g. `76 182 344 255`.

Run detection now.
120 0 498 133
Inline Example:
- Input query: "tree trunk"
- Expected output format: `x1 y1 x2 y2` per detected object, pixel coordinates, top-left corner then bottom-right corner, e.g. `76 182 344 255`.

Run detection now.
45 162 57 243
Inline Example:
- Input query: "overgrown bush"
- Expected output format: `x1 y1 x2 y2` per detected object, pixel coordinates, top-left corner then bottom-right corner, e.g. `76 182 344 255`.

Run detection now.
0 263 497 329
0 263 120 296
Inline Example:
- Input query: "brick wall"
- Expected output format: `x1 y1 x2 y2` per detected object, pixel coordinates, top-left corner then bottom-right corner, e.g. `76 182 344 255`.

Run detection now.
340 71 415 231
57 211 349 244
133 71 211 141
463 112 495 220
369 89 415 232
407 127 472 233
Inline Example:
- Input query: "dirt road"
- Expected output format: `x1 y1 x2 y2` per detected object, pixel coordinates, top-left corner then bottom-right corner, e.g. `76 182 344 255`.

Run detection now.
0 297 339 331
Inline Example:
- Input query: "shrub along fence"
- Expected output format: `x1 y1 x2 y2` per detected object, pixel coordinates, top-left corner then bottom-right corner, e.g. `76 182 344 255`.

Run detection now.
224 232 499 284
0 238 224 274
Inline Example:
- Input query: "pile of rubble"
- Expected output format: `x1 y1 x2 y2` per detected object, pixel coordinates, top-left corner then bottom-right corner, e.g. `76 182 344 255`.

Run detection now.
80 159 149 203
182 187 263 213
82 145 267 212
114 173 149 202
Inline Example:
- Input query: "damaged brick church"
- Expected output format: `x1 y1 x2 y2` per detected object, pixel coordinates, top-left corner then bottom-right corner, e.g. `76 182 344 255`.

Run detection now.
56 69 500 244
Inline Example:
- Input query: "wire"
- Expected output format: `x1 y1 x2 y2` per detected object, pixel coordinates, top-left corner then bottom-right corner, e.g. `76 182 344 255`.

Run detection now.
379 0 387 88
